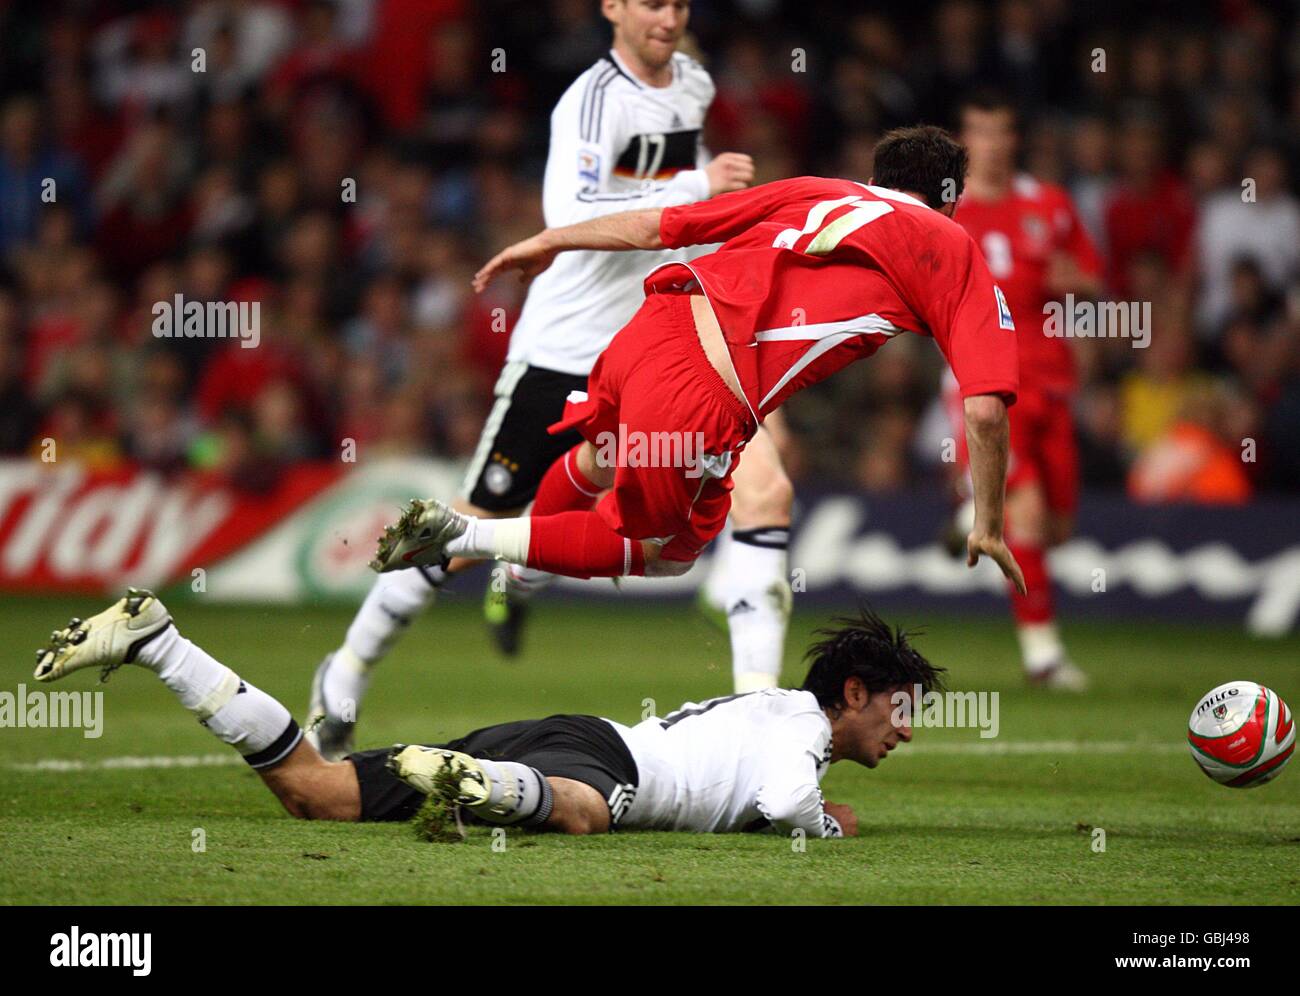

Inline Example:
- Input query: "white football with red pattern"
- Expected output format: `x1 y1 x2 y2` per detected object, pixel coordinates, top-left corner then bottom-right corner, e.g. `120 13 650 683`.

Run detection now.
1188 681 1295 788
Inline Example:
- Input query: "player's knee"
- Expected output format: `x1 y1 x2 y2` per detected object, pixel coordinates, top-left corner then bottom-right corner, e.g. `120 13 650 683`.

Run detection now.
261 748 361 821
271 777 343 820
643 555 695 578
545 779 611 834
574 441 615 491
731 467 794 528
1007 488 1048 545
273 784 316 820
288 792 357 822
553 810 601 835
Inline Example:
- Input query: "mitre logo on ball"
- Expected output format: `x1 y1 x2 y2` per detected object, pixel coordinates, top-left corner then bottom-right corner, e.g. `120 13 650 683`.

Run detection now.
1188 681 1295 789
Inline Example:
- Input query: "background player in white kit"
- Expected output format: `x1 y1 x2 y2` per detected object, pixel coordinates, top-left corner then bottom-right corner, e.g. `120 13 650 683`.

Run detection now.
306 0 798 759
35 594 943 838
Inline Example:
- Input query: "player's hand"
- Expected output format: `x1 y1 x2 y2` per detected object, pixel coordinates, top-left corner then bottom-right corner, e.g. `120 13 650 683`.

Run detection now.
472 233 557 293
703 152 754 196
824 801 858 837
967 531 1027 596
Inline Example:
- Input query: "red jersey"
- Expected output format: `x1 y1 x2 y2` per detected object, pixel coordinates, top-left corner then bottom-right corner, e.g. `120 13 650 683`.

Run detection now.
1102 172 1194 299
651 176 1019 421
954 175 1102 394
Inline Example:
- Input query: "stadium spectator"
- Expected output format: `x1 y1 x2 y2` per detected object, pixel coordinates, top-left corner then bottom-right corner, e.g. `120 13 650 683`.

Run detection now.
0 0 1294 504
1103 116 1196 300
1128 385 1254 504
1195 147 1300 334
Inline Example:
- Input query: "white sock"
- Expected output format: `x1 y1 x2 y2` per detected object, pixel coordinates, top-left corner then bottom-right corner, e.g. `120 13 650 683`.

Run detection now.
467 758 554 827
321 644 369 722
343 566 443 665
445 516 530 564
718 527 792 692
1018 622 1066 675
136 626 299 769
700 520 734 611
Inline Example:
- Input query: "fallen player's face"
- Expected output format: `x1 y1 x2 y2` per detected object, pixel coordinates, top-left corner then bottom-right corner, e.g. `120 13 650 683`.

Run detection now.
855 685 913 768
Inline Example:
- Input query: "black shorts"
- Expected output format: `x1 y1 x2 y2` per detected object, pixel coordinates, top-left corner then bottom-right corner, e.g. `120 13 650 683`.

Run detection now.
347 714 639 827
460 362 588 512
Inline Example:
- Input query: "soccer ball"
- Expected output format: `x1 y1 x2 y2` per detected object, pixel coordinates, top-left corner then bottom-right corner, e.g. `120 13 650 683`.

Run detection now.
1187 681 1295 788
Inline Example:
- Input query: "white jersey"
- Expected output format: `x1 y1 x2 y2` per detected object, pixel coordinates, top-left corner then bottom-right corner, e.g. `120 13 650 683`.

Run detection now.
506 49 716 376
606 689 840 837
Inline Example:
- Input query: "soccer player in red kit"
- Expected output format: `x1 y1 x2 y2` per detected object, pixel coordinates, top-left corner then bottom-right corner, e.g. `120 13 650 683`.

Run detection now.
950 93 1103 690
372 126 1027 601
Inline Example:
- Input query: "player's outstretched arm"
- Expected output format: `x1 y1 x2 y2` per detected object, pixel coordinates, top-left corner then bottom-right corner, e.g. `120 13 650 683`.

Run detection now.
963 393 1027 596
472 208 664 292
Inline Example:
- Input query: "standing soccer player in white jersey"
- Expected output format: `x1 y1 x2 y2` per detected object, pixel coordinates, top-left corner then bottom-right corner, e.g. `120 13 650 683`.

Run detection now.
306 0 797 760
35 594 942 838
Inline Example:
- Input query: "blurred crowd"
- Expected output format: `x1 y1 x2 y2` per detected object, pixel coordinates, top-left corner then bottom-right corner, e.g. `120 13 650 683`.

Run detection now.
1 0 1298 501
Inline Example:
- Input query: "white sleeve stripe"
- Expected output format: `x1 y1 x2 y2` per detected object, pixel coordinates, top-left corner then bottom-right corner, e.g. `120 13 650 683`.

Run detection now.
580 66 617 143
579 65 605 141
578 69 602 142
574 187 671 203
592 73 614 142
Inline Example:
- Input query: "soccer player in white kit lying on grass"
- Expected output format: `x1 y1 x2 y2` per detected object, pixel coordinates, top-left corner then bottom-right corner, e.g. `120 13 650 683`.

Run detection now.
34 592 943 837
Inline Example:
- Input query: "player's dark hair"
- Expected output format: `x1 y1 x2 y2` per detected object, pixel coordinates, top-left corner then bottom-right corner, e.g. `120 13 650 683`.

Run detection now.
800 605 946 708
871 125 968 209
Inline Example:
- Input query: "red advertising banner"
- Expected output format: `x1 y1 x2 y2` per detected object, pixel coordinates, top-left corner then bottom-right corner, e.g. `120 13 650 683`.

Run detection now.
0 461 345 593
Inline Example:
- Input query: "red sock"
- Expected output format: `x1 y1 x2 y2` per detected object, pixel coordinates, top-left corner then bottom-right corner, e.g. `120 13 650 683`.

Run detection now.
532 446 602 516
526 511 646 578
1008 541 1054 624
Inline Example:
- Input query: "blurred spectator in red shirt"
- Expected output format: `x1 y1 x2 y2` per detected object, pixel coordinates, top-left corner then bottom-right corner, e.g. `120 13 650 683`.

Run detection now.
1104 117 1196 300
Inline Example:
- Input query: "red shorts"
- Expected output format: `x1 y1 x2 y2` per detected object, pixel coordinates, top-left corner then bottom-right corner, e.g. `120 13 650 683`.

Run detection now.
947 383 1079 516
549 292 755 562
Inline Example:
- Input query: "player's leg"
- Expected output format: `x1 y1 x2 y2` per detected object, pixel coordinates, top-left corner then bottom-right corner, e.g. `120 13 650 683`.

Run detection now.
308 363 567 756
373 294 749 583
702 424 794 692
1026 395 1087 690
1006 396 1087 691
386 714 635 834
475 367 590 656
32 589 363 820
374 436 743 581
307 495 520 759
258 739 362 820
1004 479 1057 671
374 744 610 833
485 426 601 656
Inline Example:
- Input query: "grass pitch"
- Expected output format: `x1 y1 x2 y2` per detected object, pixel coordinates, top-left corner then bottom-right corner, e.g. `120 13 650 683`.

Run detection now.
1 593 1297 905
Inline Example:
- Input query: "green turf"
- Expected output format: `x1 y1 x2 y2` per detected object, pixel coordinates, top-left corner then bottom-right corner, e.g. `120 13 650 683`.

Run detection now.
1 593 1297 905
